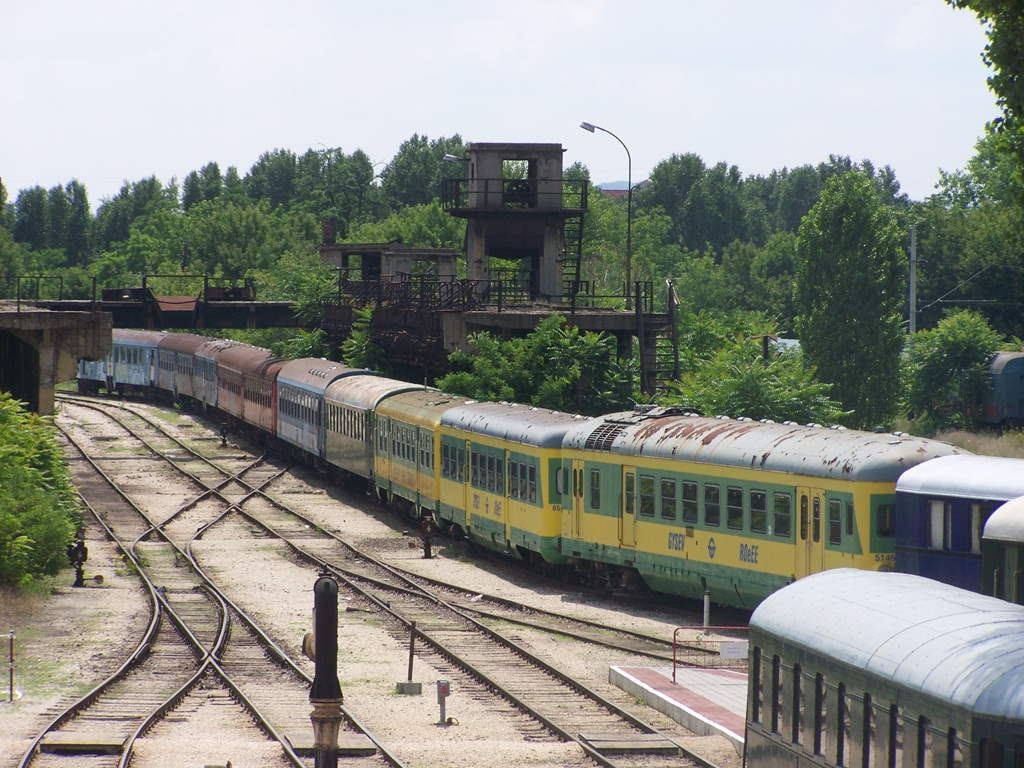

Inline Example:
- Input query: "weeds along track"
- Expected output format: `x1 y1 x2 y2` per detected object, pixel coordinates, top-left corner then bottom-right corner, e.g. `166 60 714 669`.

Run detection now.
39 396 404 768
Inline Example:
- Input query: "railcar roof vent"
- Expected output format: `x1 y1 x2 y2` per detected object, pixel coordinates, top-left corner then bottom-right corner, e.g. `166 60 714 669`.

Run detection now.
585 422 628 451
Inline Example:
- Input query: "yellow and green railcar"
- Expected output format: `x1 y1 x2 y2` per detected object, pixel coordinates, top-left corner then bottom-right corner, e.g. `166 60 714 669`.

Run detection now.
373 389 465 519
558 407 960 609
438 402 590 564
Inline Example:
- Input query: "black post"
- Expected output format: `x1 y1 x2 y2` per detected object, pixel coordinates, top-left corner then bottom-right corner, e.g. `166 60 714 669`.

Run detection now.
310 572 343 768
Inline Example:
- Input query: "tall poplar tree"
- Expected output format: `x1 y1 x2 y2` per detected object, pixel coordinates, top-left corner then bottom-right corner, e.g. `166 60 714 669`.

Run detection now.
794 170 906 429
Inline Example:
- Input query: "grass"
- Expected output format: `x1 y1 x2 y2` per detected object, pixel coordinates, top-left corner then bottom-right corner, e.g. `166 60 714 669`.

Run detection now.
935 428 1024 458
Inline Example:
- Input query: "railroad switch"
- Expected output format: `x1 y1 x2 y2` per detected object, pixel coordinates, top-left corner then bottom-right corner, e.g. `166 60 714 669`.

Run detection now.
436 679 453 725
420 516 437 559
67 539 88 588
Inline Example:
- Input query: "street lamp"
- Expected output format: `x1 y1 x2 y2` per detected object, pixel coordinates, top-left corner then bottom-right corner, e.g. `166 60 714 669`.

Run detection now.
580 121 633 310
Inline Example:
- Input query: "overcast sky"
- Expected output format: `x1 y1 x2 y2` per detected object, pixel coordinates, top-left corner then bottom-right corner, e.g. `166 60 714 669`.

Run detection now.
1 1 997 209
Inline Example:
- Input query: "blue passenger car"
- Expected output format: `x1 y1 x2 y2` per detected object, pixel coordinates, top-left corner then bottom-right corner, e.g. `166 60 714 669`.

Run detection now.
275 358 375 461
895 454 1024 592
109 330 165 394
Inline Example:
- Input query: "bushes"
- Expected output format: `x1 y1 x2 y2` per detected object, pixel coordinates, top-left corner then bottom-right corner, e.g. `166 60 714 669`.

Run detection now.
0 393 79 587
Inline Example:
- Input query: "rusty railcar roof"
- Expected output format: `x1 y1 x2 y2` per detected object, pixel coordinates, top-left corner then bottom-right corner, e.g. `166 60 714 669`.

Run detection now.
277 358 375 396
195 338 244 360
442 402 591 448
374 389 468 428
156 332 210 354
215 343 281 376
751 569 1024 719
325 376 426 411
562 408 959 483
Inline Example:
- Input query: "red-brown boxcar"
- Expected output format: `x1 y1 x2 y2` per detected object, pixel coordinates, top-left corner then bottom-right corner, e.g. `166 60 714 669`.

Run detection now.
213 343 285 434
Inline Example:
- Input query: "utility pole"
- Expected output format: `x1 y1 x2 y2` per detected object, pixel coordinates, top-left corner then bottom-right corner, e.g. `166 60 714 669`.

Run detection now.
909 224 917 335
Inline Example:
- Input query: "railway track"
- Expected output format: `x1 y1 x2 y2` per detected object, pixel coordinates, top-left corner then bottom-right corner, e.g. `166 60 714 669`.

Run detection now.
31 396 403 768
53 395 728 768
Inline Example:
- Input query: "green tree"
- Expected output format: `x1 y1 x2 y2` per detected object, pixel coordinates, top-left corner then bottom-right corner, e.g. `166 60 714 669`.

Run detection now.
437 314 636 415
794 170 906 429
341 308 388 370
903 309 1004 431
245 148 298 209
91 176 178 252
946 1 1024 199
661 334 848 425
345 201 465 250
748 231 798 331
294 147 387 233
0 393 79 586
13 186 47 251
380 134 466 210
65 180 91 266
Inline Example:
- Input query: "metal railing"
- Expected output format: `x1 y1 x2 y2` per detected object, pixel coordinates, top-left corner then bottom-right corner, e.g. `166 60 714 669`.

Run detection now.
441 178 588 211
0 274 255 310
672 625 748 680
326 275 655 317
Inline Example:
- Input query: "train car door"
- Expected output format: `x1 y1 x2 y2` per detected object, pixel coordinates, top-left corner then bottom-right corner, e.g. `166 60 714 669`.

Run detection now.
621 466 637 548
562 458 585 540
795 488 825 578
463 440 473 532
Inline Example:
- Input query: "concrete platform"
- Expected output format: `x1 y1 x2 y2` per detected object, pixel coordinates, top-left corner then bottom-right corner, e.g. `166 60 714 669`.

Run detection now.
610 665 747 755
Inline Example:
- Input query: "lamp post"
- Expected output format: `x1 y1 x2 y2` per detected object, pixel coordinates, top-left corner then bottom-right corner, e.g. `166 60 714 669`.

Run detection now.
580 121 632 310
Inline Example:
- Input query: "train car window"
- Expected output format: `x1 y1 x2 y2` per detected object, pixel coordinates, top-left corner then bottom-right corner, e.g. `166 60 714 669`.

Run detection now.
590 469 601 510
496 455 504 495
947 729 962 768
625 473 636 516
682 482 698 523
705 484 721 527
639 475 656 517
928 501 949 551
751 490 767 533
457 446 465 482
801 495 809 541
751 647 762 723
660 478 676 520
970 504 983 554
837 682 848 767
917 716 931 768
792 663 803 745
771 654 782 734
510 461 520 498
487 455 495 491
877 503 896 539
471 451 480 486
814 672 826 756
520 462 528 500
813 497 822 542
528 464 537 503
442 444 450 478
889 705 903 768
864 694 876 768
829 500 843 545
980 740 1004 768
727 487 743 530
847 503 854 537
774 494 792 538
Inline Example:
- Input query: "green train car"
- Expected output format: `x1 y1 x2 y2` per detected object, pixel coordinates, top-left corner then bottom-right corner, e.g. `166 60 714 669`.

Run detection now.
558 407 958 608
438 402 589 563
747 570 1024 768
